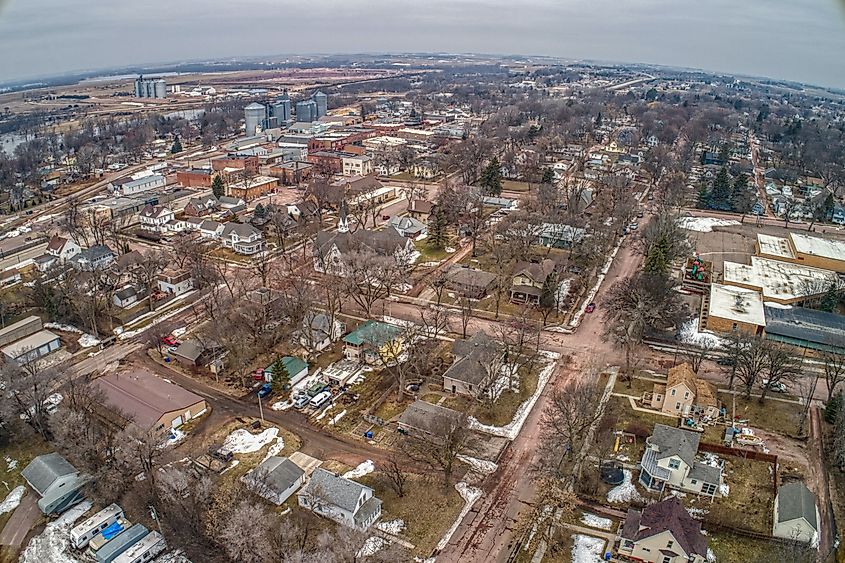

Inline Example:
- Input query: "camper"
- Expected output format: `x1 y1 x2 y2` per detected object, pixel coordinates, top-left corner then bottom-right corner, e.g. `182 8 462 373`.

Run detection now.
112 531 166 563
89 518 131 553
95 524 150 563
71 504 124 549
309 390 332 409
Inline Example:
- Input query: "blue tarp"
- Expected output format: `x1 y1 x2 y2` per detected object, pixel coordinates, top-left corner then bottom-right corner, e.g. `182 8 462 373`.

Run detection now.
101 521 125 541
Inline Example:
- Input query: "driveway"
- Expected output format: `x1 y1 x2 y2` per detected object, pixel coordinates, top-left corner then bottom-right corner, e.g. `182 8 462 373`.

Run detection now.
0 490 41 549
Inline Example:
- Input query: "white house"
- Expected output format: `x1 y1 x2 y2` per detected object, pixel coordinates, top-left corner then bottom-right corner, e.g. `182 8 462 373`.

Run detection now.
221 223 265 255
139 205 175 232
199 220 225 239
638 424 723 498
297 468 382 529
157 269 193 296
46 235 81 262
342 155 374 177
300 312 346 353
113 286 141 308
773 482 820 545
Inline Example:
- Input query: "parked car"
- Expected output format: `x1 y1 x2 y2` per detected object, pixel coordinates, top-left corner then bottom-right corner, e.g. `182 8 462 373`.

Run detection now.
761 379 787 393
716 357 736 366
309 390 332 409
636 210 644 218
628 222 639 231
257 383 273 399
161 336 178 346
585 303 596 313
293 394 310 409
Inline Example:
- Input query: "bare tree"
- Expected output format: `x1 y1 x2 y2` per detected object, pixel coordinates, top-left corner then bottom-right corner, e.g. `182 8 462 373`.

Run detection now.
686 340 715 373
341 251 402 317
822 351 845 398
0 360 56 438
402 412 474 486
382 455 408 498
760 343 801 403
735 336 769 399
457 296 475 339
218 499 272 563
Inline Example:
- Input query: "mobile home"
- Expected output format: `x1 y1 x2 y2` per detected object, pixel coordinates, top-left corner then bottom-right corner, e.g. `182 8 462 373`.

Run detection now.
71 504 124 549
112 531 166 563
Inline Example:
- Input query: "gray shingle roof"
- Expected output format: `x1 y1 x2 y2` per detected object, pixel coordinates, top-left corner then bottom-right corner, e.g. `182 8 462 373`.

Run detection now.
397 400 463 435
21 453 78 496
253 457 305 495
301 468 371 513
649 424 701 468
354 496 382 527
688 461 721 486
777 481 818 530
621 496 707 557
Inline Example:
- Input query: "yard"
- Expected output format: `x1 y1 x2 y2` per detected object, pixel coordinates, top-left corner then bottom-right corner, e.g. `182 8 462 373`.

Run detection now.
0 437 52 542
357 473 465 556
415 240 451 263
708 531 786 562
717 391 802 437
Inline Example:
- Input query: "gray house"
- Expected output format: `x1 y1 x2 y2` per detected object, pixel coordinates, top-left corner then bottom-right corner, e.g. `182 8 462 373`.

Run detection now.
244 456 306 505
21 452 89 514
639 424 723 497
397 400 464 442
297 468 382 529
442 331 503 399
773 481 820 544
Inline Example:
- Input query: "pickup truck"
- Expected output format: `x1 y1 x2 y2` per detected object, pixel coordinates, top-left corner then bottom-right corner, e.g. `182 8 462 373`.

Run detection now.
257 383 273 399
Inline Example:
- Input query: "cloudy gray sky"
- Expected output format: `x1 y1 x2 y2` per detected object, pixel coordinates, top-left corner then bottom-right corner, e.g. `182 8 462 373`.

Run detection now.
1 0 845 88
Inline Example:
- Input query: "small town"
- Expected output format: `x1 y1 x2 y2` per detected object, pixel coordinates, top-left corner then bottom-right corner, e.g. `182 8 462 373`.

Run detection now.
0 8 844 563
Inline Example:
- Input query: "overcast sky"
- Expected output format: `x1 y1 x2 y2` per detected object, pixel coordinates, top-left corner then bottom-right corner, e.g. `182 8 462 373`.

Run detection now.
2 0 845 88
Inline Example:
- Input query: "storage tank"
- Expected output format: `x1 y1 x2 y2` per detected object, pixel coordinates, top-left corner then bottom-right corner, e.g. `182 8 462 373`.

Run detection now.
313 90 327 118
244 103 267 136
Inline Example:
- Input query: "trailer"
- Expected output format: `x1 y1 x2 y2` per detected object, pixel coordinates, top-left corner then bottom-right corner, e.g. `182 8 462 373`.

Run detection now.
96 524 149 563
112 531 166 563
70 504 124 549
89 517 131 553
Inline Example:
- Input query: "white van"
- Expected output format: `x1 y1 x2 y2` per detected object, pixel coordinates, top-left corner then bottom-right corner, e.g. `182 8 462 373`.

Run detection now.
309 391 332 409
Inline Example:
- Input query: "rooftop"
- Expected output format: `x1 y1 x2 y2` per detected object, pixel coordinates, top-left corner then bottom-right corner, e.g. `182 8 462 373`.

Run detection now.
777 481 818 530
764 305 845 350
1 330 60 360
723 256 840 303
756 233 795 260
789 232 845 264
343 321 401 347
708 283 766 326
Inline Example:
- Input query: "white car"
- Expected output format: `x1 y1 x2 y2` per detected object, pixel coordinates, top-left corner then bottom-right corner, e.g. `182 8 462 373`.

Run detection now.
760 379 787 393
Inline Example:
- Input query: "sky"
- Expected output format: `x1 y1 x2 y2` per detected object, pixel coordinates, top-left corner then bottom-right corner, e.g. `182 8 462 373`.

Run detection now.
1 0 845 88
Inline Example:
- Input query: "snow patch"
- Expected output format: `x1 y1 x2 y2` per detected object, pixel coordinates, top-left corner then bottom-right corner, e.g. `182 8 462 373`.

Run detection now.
468 359 556 440
571 533 607 563
21 500 92 563
457 454 498 475
376 519 406 535
677 217 741 232
5 456 18 471
580 512 612 530
261 437 285 463
44 322 100 348
678 318 725 349
707 548 717 562
357 536 388 557
436 482 482 551
220 460 240 474
607 470 644 504
342 460 375 479
329 409 347 425
220 427 279 455
0 486 25 515
270 400 292 411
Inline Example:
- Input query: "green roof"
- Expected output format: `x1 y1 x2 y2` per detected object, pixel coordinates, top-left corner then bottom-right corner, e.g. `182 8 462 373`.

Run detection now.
281 356 308 376
343 320 401 347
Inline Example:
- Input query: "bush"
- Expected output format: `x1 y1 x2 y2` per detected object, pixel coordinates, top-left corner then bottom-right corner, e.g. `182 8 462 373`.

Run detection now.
825 392 842 424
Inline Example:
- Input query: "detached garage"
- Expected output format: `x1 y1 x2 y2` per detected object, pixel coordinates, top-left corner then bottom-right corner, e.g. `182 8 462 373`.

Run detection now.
2 330 62 364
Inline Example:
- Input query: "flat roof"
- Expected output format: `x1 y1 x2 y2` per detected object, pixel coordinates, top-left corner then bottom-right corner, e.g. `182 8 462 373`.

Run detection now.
0 315 42 341
789 232 845 263
708 284 766 326
757 233 795 260
1 330 60 359
723 256 840 302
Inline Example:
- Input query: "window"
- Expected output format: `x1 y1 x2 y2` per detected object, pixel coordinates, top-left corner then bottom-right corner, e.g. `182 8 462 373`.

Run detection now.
691 479 697 485
675 402 681 410
662 557 671 563
670 389 676 396
684 391 690 399
667 540 674 548
668 458 680 469
702 483 718 495
732 322 738 331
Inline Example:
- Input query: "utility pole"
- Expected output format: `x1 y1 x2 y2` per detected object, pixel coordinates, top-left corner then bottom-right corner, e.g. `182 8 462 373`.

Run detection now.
258 392 265 424
149 505 164 536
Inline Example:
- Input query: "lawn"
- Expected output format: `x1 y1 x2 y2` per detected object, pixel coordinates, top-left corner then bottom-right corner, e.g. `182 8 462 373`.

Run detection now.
602 396 679 460
708 532 782 562
717 391 802 437
502 180 535 193
474 368 540 427
357 473 464 556
415 240 450 263
613 376 656 397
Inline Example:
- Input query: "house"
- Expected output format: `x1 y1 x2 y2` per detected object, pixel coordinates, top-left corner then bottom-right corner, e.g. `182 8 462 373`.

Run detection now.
199 220 225 239
482 196 517 210
638 424 723 498
313 227 418 275
171 340 204 368
442 331 503 398
387 216 427 238
510 259 558 304
243 456 306 505
139 205 175 232
46 235 81 262
157 268 193 296
342 320 402 364
21 453 89 515
0 268 21 287
342 155 374 177
297 468 382 529
646 363 720 418
618 496 708 563
218 195 247 210
773 481 820 544
268 356 308 385
397 400 464 441
2 330 62 364
221 222 265 255
536 223 585 249
183 195 218 217
69 245 115 271
407 199 434 221
444 265 497 299
92 369 208 434
300 311 345 353
833 203 845 225
113 285 142 308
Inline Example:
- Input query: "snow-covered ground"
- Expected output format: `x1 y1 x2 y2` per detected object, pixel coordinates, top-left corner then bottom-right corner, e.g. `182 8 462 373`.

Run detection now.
329 409 347 425
678 318 725 349
0 486 25 515
154 550 193 563
468 356 558 440
435 482 482 551
158 428 186 449
271 400 292 411
44 323 100 348
220 427 279 455
220 460 240 474
20 500 91 563
580 512 612 530
457 454 498 476
607 470 644 504
376 519 406 535
571 534 606 563
707 547 717 562
357 536 388 557
343 460 375 479
677 217 741 233
261 436 285 463
5 456 18 471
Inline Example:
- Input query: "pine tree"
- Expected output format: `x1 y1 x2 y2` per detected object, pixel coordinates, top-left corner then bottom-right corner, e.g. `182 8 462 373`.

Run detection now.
540 270 559 311
541 168 555 185
254 203 266 218
480 157 503 196
730 173 750 213
595 112 602 127
171 137 183 154
820 282 839 313
212 175 225 198
709 167 732 210
427 206 449 250
697 186 710 209
270 357 290 393
644 235 671 275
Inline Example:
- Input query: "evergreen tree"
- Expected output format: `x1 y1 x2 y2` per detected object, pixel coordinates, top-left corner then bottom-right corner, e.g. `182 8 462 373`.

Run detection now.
270 357 290 393
480 157 503 196
595 112 603 127
644 235 671 276
212 174 225 198
820 282 839 313
825 392 842 424
718 143 731 164
254 203 266 218
427 206 449 250
819 192 835 222
171 137 183 154
541 168 555 185
730 173 750 213
709 167 732 210
539 270 559 312
697 186 710 209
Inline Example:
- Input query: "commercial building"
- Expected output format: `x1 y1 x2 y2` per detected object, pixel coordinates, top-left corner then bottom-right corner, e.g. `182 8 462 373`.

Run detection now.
176 168 213 188
756 232 845 273
2 329 62 364
722 256 841 305
296 100 318 123
134 76 166 99
93 369 207 434
226 175 278 201
704 283 765 335
342 155 374 177
121 174 165 196
764 305 845 354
